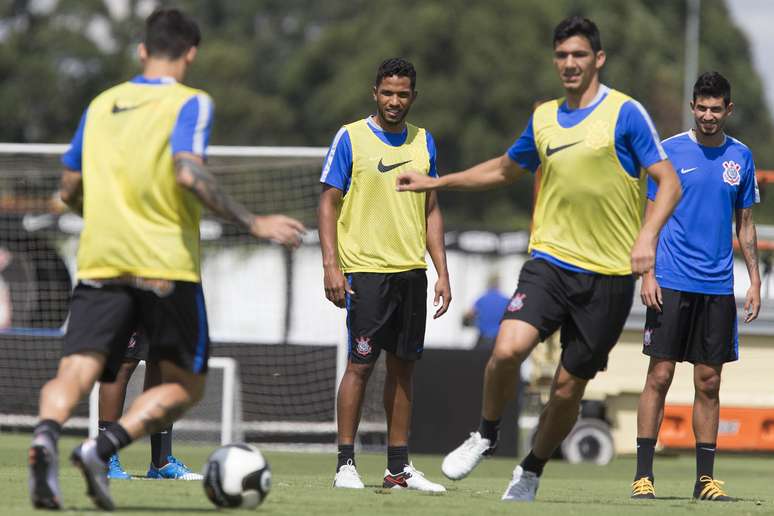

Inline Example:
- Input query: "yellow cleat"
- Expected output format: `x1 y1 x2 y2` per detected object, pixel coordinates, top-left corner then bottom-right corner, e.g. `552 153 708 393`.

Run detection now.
693 476 735 501
631 477 655 499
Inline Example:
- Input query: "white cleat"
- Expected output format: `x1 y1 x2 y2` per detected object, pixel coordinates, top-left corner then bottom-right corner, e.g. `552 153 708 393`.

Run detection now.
383 463 446 492
501 465 539 502
442 432 493 480
333 461 364 489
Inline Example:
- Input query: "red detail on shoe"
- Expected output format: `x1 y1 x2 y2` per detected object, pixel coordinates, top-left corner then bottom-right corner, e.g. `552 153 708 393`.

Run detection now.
383 473 409 488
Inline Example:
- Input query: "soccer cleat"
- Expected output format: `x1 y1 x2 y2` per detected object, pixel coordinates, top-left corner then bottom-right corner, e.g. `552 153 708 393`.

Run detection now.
383 463 446 492
693 475 735 501
107 454 131 480
71 439 114 511
631 477 656 499
441 431 493 480
147 455 203 480
333 461 364 489
28 432 62 510
501 465 539 502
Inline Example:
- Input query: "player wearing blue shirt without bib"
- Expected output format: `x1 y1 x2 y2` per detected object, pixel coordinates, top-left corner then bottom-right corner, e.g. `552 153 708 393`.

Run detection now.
396 17 681 502
632 72 760 502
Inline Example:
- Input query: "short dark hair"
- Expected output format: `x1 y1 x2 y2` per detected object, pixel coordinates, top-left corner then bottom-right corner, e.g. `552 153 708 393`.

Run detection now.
144 8 201 59
375 58 416 90
693 71 731 106
553 16 602 53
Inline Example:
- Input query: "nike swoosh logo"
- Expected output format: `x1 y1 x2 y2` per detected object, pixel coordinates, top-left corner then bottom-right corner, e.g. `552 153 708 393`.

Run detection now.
111 100 152 114
680 167 698 174
545 140 582 157
377 158 412 173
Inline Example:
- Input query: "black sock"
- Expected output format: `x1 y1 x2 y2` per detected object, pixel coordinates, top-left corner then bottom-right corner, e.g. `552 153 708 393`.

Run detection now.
635 437 657 481
387 446 409 475
478 417 500 445
33 419 62 446
151 426 173 468
95 423 132 462
520 450 549 477
337 444 355 472
695 442 716 479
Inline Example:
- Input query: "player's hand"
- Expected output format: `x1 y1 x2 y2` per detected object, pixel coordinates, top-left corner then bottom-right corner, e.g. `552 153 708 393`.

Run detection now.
323 264 354 309
744 283 761 323
251 215 306 248
630 231 657 276
396 171 436 193
433 275 451 319
640 271 662 312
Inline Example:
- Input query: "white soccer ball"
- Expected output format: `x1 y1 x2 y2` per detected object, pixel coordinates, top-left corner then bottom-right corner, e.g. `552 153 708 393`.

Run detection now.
202 443 272 509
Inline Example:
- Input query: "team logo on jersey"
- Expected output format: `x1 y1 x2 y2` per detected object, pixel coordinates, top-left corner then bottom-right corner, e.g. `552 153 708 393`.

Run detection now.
507 293 526 312
354 336 373 357
643 328 653 347
585 120 610 150
377 158 412 173
722 160 741 186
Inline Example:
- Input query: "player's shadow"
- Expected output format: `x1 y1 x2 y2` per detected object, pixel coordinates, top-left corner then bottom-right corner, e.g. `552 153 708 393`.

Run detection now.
95 507 214 513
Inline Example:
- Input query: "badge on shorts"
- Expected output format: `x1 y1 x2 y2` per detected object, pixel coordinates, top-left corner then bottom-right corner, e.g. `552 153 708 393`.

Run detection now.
127 332 138 349
643 328 653 347
354 336 373 357
722 160 741 186
507 293 526 312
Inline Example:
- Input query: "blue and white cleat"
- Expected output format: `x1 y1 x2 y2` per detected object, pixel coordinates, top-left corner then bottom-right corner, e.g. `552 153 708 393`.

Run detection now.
107 454 131 480
147 455 203 480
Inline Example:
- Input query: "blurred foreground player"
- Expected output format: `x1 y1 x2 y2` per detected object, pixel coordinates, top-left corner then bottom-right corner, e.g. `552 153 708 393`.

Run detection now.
397 16 681 501
29 8 304 510
631 72 759 502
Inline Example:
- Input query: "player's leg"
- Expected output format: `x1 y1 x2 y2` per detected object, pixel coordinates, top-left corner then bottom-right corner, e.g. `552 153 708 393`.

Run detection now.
631 287 685 498
501 268 634 502
335 359 375 488
30 283 134 510
380 271 444 492
98 357 139 480
443 260 563 482
689 293 735 501
632 358 675 498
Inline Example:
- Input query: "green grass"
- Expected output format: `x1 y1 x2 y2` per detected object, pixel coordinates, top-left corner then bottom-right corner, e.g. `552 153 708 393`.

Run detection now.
3 433 772 515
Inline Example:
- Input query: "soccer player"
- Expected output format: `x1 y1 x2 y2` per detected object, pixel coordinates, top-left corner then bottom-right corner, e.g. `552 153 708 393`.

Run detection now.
396 16 682 501
99 331 201 480
319 58 450 492
28 8 304 511
631 72 760 502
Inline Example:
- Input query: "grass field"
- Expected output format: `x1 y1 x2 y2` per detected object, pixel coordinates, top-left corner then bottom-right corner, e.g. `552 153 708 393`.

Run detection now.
3 433 772 515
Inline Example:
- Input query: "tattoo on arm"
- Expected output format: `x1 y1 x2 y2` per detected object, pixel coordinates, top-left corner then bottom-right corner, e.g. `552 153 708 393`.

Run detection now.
739 208 759 273
175 157 254 229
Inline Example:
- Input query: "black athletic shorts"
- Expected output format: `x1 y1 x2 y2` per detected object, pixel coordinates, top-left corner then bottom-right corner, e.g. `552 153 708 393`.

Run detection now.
63 281 210 382
502 258 635 380
124 331 149 362
643 287 738 364
345 269 427 364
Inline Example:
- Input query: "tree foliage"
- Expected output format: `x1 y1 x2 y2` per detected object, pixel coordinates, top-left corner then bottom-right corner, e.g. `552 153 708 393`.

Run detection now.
2 0 773 228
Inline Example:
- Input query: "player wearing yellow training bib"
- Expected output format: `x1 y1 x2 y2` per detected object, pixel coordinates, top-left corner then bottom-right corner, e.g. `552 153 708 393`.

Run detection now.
319 58 450 493
396 16 682 502
29 9 304 511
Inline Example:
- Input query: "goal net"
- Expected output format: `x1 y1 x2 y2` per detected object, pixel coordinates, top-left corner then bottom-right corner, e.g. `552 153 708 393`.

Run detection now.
0 143 389 449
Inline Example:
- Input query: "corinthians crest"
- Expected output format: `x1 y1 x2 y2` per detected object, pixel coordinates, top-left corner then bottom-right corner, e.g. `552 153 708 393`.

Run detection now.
722 160 741 186
354 336 372 357
507 293 526 312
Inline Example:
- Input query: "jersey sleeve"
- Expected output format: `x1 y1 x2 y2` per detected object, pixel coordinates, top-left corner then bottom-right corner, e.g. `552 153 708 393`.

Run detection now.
61 109 88 172
426 130 438 178
737 151 759 209
506 116 540 173
319 127 353 192
171 93 214 158
617 100 668 171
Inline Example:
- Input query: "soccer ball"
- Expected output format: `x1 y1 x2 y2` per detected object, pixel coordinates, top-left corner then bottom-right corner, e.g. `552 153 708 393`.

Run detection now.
202 443 272 509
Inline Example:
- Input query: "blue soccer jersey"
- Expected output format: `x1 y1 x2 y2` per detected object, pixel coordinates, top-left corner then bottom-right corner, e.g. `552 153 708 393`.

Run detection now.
648 131 759 294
